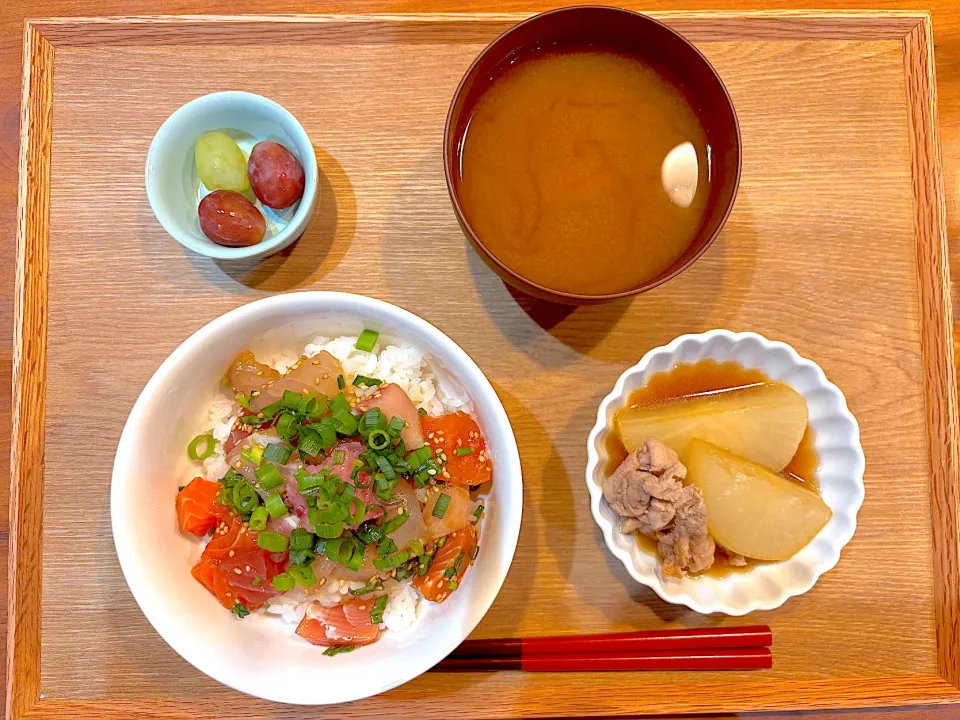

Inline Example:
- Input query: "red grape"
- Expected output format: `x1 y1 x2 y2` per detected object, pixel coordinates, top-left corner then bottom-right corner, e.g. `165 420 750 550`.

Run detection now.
247 141 305 209
198 190 266 247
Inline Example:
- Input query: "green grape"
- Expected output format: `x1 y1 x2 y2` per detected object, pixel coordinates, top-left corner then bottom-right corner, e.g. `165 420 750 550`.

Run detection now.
195 131 249 192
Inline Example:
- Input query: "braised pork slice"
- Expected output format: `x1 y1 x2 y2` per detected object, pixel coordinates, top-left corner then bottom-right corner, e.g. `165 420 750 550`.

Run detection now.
603 438 715 577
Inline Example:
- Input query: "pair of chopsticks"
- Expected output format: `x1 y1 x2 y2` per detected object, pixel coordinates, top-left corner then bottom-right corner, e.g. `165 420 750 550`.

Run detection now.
435 625 772 672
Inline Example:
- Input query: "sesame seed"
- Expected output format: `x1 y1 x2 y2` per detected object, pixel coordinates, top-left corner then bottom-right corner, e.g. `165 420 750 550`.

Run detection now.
319 578 327 586
427 469 437 476
315 377 321 385
428 433 435 440
234 568 242 575
442 471 450 479
312 360 320 365
226 592 233 598
256 371 263 376
228 550 235 558
322 373 330 380
359 605 366 610
234 461 242 468
250 390 260 397
245 565 251 572
257 412 265 419
302 388 309 395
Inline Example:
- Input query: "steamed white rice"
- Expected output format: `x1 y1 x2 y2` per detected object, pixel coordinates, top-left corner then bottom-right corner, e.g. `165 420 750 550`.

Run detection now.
197 334 477 637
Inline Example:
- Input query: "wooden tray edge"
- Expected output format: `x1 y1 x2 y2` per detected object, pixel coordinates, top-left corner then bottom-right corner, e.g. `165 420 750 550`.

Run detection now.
7 21 52 720
903 16 960 692
9 10 959 719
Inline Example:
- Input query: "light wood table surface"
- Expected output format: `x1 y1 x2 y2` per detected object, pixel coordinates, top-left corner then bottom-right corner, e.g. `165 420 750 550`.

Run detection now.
2 1 958 719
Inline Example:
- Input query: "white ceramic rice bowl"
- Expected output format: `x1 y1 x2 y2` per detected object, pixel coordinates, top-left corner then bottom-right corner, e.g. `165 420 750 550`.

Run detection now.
585 330 864 616
112 292 522 704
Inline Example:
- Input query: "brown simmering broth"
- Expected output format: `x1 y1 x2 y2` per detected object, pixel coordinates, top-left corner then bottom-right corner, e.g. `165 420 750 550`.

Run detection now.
457 50 711 295
604 359 821 578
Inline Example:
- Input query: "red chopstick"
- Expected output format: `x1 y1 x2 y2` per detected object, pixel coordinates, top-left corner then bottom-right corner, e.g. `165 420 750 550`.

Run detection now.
435 647 772 672
451 625 772 657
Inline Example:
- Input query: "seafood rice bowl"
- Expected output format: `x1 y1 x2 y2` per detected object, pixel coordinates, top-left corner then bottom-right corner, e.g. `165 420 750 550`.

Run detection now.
112 292 522 704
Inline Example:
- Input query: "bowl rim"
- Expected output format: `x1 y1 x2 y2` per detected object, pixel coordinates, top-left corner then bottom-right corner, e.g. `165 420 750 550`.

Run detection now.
442 5 743 302
111 291 523 703
144 90 319 261
584 329 866 615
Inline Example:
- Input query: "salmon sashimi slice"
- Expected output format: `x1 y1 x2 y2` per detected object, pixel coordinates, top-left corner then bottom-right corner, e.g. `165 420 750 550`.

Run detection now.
421 412 493 486
414 522 478 602
355 383 424 450
193 513 286 610
423 485 471 540
176 477 228 536
296 600 381 647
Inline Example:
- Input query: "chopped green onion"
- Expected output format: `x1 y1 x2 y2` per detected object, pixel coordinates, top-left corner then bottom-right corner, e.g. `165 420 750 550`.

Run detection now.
351 580 384 597
255 463 283 491
188 434 216 461
241 444 264 466
448 580 459 591
232 481 260 514
276 413 299 441
410 538 425 557
282 389 302 410
437 536 446 547
359 408 386 436
235 393 251 409
355 522 384 546
406 446 434 471
221 376 232 388
249 506 268 531
378 537 398 556
432 493 451 519
370 594 388 624
350 460 364 480
353 375 383 387
332 449 346 465
263 442 293 465
367 429 391 452
348 497 367 525
297 426 324 457
337 374 345 390
418 407 427 416
473 504 485 519
317 417 338 449
374 455 396 481
455 447 474 456
289 548 315 566
220 468 243 488
298 470 327 493
289 563 317 587
260 400 282 418
239 414 265 426
290 528 314 550
323 645 357 657
314 521 345 539
395 563 416 581
444 550 466 579
232 601 250 618
329 392 351 415
332 409 358 436
387 416 407 436
178 485 185 492
257 530 288 552
264 492 287 520
304 393 328 418
374 550 409 570
381 508 409 535
470 545 480 561
272 572 295 591
374 472 397 501
251 576 262 586
356 329 380 353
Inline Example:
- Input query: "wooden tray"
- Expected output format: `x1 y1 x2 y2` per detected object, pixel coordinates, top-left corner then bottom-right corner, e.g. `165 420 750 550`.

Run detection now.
11 10 960 720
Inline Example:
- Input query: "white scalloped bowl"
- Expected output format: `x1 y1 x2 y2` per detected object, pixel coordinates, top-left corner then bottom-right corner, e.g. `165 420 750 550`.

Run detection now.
585 330 865 616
